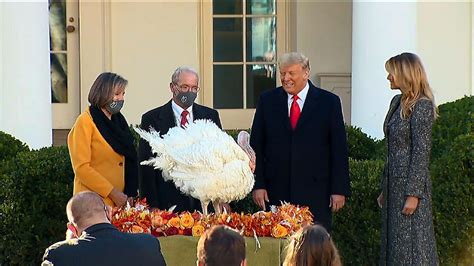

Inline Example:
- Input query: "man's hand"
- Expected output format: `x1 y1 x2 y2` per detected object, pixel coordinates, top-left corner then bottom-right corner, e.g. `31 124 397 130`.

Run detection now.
330 194 345 212
377 192 384 208
252 189 269 211
402 196 419 216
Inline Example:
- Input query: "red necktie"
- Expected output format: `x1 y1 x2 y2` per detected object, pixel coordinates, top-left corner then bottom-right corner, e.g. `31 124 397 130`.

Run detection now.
290 95 300 130
180 110 189 128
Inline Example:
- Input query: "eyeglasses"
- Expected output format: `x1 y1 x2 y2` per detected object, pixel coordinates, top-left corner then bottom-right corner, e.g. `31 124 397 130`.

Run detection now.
174 83 200 92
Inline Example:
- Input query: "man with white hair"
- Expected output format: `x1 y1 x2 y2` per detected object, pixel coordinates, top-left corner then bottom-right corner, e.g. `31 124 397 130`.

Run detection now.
42 191 166 266
250 52 351 231
138 66 222 212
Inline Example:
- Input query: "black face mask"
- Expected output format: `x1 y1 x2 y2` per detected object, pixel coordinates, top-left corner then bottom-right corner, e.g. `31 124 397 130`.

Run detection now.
175 91 197 109
105 100 124 115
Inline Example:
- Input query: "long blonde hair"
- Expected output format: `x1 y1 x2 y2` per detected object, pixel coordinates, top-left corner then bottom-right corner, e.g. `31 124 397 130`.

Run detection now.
283 225 342 266
385 53 438 119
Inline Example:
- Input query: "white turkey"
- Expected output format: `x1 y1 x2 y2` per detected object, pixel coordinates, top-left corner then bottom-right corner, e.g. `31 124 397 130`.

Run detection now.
136 119 255 215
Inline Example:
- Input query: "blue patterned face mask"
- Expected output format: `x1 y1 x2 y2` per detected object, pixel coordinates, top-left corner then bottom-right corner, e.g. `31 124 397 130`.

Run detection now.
105 100 124 114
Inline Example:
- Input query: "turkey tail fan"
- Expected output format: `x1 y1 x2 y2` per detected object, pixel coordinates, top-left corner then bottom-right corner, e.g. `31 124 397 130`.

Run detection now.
133 126 166 162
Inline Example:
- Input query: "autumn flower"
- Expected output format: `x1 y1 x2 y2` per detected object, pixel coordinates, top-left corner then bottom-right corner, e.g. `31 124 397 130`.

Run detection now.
167 217 181 228
272 224 288 238
131 225 144 233
112 197 313 239
180 213 195 228
192 224 205 237
165 226 179 236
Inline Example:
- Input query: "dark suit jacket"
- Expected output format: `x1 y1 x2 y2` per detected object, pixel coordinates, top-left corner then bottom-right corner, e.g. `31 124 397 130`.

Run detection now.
42 223 166 266
138 100 222 211
250 81 350 231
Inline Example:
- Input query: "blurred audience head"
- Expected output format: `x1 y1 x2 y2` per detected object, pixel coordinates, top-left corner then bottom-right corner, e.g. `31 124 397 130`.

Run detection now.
284 224 341 266
197 225 246 266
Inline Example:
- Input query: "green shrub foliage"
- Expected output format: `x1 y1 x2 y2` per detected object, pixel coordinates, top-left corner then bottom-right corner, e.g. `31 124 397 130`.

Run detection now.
345 125 385 160
0 131 29 163
129 124 140 149
431 133 474 265
431 96 474 160
332 159 384 265
0 146 73 265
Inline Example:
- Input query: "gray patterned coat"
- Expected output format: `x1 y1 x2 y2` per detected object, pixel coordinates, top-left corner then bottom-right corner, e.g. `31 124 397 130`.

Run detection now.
380 95 438 265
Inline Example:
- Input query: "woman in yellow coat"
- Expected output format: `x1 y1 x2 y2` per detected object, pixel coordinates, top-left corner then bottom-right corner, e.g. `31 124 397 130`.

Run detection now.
68 72 138 207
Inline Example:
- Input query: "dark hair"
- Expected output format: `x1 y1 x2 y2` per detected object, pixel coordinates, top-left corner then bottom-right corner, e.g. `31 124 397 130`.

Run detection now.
88 72 128 108
197 225 246 266
284 225 342 266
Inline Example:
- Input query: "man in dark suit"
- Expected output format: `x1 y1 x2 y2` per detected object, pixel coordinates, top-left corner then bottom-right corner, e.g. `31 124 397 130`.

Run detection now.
42 191 166 266
138 67 222 212
250 52 350 231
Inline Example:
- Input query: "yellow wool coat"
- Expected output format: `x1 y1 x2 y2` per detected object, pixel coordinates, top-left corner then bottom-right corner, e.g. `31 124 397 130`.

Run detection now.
68 107 125 206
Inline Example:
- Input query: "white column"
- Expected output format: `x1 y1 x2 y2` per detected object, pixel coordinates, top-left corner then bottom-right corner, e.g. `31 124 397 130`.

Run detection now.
351 1 417 139
0 1 52 149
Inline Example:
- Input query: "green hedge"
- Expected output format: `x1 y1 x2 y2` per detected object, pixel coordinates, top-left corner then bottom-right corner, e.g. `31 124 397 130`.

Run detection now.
431 133 474 265
345 125 385 160
0 146 73 265
0 131 29 163
332 159 384 265
431 96 473 160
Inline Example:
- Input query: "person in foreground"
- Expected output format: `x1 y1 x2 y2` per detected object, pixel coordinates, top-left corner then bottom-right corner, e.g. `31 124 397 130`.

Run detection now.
42 191 166 266
283 224 341 266
250 52 350 231
68 72 138 207
138 67 222 212
197 225 246 266
378 52 438 265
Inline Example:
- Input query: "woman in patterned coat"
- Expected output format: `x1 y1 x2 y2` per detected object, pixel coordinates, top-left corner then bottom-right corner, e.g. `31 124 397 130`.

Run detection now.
377 53 439 265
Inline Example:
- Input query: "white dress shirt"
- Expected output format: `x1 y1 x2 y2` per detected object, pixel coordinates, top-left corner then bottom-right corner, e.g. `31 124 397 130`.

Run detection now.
287 82 309 116
171 100 194 127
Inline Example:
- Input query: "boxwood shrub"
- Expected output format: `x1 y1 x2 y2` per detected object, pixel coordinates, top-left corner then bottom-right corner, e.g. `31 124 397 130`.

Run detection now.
0 131 28 163
431 133 474 265
0 146 73 265
431 96 473 160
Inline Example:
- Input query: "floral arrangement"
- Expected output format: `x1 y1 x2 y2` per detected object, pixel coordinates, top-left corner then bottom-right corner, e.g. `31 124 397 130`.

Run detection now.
112 199 313 238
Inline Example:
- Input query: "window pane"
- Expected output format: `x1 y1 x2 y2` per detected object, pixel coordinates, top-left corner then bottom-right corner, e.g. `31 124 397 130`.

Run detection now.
214 18 243 62
51 53 68 103
246 64 276 108
213 0 243 15
246 17 276 62
213 65 243 109
49 0 67 51
246 0 275 15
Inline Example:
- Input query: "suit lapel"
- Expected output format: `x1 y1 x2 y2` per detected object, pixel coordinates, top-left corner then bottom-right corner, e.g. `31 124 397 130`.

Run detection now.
383 95 401 137
274 88 292 132
295 82 321 130
192 103 206 121
158 100 177 134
